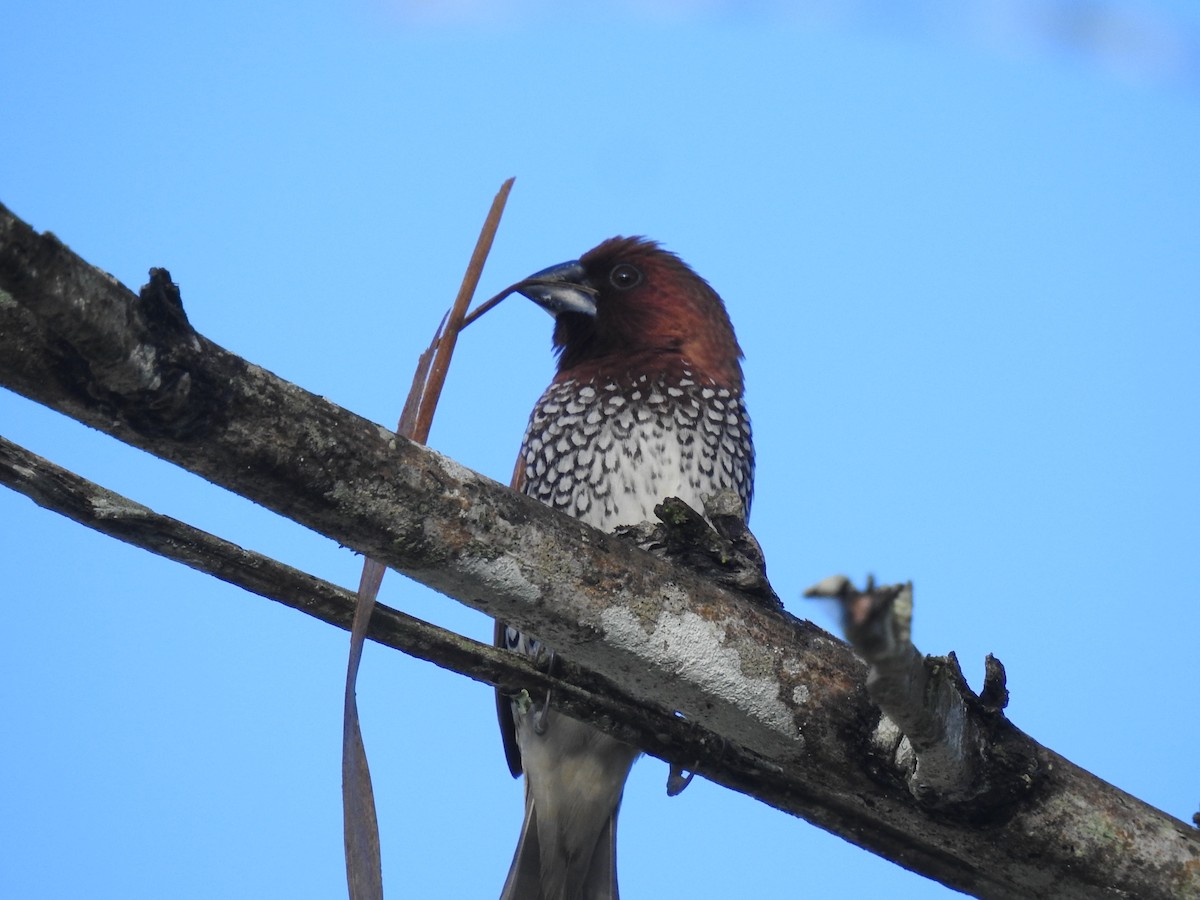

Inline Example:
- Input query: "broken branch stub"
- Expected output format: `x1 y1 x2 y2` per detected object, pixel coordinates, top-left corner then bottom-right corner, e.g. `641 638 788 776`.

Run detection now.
806 575 1039 818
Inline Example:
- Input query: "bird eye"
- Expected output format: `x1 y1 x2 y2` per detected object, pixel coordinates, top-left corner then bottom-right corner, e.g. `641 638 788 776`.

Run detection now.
609 263 642 290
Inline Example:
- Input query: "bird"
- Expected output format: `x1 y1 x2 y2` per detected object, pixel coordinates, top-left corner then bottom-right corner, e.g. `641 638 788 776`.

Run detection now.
495 236 754 900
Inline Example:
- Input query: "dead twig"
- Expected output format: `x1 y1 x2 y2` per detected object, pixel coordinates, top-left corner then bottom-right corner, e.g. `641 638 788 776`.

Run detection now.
342 177 515 900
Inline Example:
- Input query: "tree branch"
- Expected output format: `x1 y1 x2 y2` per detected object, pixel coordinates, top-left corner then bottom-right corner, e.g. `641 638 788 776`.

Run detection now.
2 200 1198 900
0 434 740 770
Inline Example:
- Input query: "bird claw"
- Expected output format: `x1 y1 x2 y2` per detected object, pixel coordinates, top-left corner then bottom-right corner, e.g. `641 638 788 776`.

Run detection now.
531 691 552 734
531 650 558 735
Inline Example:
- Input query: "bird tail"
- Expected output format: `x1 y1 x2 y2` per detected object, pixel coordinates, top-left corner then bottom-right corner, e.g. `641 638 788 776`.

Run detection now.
499 789 620 900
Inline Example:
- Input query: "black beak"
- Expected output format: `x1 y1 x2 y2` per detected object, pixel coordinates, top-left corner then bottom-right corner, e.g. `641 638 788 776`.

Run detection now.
515 260 598 318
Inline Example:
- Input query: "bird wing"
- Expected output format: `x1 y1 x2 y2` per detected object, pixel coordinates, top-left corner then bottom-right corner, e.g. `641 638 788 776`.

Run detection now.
495 453 527 777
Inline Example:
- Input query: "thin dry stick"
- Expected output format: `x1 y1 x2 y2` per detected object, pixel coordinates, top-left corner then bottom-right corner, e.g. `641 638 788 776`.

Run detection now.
411 177 515 444
342 177 515 900
460 284 519 329
341 329 439 900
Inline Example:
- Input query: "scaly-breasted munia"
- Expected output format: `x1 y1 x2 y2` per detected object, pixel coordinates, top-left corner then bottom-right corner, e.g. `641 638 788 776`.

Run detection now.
496 236 753 900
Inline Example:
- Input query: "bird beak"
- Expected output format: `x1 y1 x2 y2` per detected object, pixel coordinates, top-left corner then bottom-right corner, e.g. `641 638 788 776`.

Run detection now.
514 260 598 318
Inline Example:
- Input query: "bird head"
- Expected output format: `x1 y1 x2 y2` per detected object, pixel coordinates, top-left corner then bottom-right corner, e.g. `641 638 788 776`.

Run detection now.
514 236 744 390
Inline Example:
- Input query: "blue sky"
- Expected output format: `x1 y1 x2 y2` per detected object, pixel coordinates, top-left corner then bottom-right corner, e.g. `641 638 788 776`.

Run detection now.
2 2 1198 897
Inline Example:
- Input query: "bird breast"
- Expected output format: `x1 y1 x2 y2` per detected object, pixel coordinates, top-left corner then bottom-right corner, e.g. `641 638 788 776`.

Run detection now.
519 369 754 532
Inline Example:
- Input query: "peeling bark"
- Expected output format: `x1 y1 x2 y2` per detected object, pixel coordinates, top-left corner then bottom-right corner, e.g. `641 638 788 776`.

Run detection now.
2 201 1198 900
